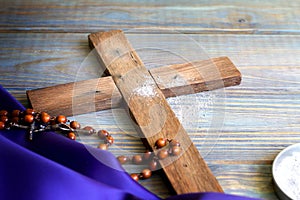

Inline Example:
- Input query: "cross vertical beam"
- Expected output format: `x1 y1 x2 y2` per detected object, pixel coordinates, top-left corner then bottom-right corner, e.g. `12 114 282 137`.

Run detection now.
88 30 223 194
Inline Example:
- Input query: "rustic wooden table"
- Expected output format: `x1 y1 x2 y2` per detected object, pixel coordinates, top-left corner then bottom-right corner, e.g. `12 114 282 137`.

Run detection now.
1 1 300 199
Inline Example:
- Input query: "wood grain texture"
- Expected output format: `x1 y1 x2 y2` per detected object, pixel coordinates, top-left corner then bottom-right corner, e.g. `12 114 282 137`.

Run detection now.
27 77 122 116
150 57 241 97
2 0 300 198
1 31 300 199
88 30 223 194
1 0 300 34
27 56 241 116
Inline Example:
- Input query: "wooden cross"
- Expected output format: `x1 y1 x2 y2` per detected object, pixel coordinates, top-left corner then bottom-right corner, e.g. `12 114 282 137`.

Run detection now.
27 30 241 194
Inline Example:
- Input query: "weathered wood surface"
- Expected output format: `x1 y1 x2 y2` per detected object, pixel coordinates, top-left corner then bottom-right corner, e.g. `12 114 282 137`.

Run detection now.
1 0 300 34
27 77 121 116
1 0 300 199
27 56 241 116
151 57 241 97
1 33 300 199
88 30 223 194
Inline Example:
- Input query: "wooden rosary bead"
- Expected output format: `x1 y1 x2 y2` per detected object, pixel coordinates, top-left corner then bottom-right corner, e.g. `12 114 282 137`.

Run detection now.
11 110 20 117
117 155 129 164
130 173 139 181
24 114 34 124
70 121 80 129
67 132 76 140
157 149 169 160
98 143 108 150
83 126 96 135
143 150 152 161
105 135 114 145
40 112 50 123
169 139 180 147
97 129 109 139
56 115 67 123
0 115 8 123
132 155 143 165
155 138 167 149
141 169 152 179
25 108 35 115
0 121 5 129
170 146 181 156
0 110 8 116
149 160 158 171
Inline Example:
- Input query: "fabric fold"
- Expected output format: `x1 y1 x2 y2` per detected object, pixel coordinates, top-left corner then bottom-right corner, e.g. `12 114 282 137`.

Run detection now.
0 86 159 200
0 85 259 200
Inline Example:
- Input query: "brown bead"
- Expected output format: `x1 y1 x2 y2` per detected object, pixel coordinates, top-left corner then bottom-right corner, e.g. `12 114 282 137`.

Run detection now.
141 169 152 179
149 160 158 171
158 149 169 160
67 132 76 140
105 135 114 145
169 139 180 147
0 115 8 123
117 155 129 164
143 150 153 161
83 126 96 135
132 155 143 165
130 173 139 181
56 115 67 124
70 121 80 129
98 143 108 150
97 129 109 139
41 112 50 123
11 117 19 123
11 110 20 117
24 114 34 124
25 108 35 115
0 121 5 129
0 110 8 116
171 146 181 156
155 138 167 149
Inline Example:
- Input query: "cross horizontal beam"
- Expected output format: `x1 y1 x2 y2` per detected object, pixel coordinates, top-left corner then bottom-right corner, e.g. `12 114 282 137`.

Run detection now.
27 57 240 117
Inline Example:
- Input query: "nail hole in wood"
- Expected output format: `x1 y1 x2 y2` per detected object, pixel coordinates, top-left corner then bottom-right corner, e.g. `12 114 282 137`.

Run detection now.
238 18 246 23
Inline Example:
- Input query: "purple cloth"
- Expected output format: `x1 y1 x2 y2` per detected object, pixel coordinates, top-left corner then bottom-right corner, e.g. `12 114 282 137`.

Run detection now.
0 85 259 200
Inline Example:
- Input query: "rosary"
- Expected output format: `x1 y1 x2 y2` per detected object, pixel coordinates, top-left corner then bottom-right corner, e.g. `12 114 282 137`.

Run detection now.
0 108 181 181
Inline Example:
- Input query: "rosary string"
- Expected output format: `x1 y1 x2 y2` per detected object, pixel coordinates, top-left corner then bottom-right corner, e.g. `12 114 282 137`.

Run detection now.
0 108 181 181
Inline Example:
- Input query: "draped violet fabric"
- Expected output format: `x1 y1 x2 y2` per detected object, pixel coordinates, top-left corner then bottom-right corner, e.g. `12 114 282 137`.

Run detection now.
0 85 258 200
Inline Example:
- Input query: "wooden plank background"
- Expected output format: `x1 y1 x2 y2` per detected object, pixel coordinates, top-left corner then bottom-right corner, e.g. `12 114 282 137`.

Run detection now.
1 0 300 34
1 0 300 199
